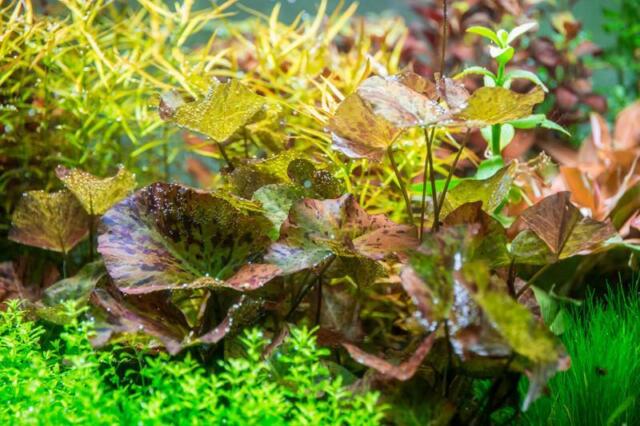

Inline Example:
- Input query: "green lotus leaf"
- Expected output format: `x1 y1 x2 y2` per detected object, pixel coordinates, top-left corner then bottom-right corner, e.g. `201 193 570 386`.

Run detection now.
467 265 562 364
229 151 304 198
98 183 279 294
160 79 265 142
438 163 516 219
42 261 105 307
35 261 105 325
265 194 418 275
253 184 306 239
9 190 89 253
509 192 618 262
456 86 545 126
56 165 136 216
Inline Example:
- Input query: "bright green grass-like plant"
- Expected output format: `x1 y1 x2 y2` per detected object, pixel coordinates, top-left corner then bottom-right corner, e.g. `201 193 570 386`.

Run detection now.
0 301 384 426
521 280 640 425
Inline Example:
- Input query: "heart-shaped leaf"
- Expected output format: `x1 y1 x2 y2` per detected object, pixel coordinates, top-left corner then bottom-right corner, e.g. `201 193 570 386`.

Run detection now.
456 86 544 126
265 194 418 274
437 163 516 220
509 192 617 261
355 73 544 130
443 202 510 267
328 92 402 161
356 75 449 128
9 190 88 253
98 183 279 294
160 79 265 142
56 165 136 215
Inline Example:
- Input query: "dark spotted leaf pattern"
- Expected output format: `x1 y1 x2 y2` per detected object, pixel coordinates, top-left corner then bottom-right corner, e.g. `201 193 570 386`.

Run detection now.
9 190 88 253
265 194 418 274
98 183 277 294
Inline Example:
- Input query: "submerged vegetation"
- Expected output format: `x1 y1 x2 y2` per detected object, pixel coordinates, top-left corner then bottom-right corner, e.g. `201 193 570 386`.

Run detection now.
1 0 638 424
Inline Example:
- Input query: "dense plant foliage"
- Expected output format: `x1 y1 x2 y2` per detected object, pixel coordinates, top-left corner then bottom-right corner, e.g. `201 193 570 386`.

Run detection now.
1 0 639 424
0 301 383 425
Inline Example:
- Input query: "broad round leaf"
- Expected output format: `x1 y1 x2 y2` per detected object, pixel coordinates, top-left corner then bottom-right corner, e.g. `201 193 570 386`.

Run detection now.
98 183 278 294
265 194 418 274
56 165 136 215
9 190 88 253
160 79 265 142
328 92 402 161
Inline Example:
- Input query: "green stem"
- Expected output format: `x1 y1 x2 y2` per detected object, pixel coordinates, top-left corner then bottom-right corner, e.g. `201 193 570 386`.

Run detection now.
491 124 501 157
88 214 95 261
435 130 469 220
286 256 335 321
387 147 415 227
419 128 435 240
515 263 551 299
216 141 234 171
62 251 68 279
425 128 439 232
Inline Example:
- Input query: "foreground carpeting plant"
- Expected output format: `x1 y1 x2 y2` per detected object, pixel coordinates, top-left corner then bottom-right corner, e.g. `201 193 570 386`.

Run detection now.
520 280 640 425
0 301 384 426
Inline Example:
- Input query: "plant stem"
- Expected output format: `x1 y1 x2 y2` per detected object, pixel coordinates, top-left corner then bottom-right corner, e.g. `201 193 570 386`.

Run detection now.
425 128 439 233
88 214 95 261
435 130 469 221
440 0 448 76
286 256 335 321
62 250 68 279
491 124 501 157
442 319 453 397
387 147 415 227
315 277 323 326
419 128 435 240
216 141 234 171
515 263 552 299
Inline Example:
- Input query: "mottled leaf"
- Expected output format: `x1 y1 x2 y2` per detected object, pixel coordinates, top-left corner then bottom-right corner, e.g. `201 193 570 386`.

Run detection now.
509 192 617 260
9 190 88 253
253 184 305 239
443 202 510 267
265 194 418 274
328 92 402 161
0 262 21 309
98 183 276 294
90 287 189 355
56 165 136 215
464 265 564 365
438 163 516 219
342 333 436 381
356 75 449 128
456 87 544 126
42 261 105 306
160 79 265 142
